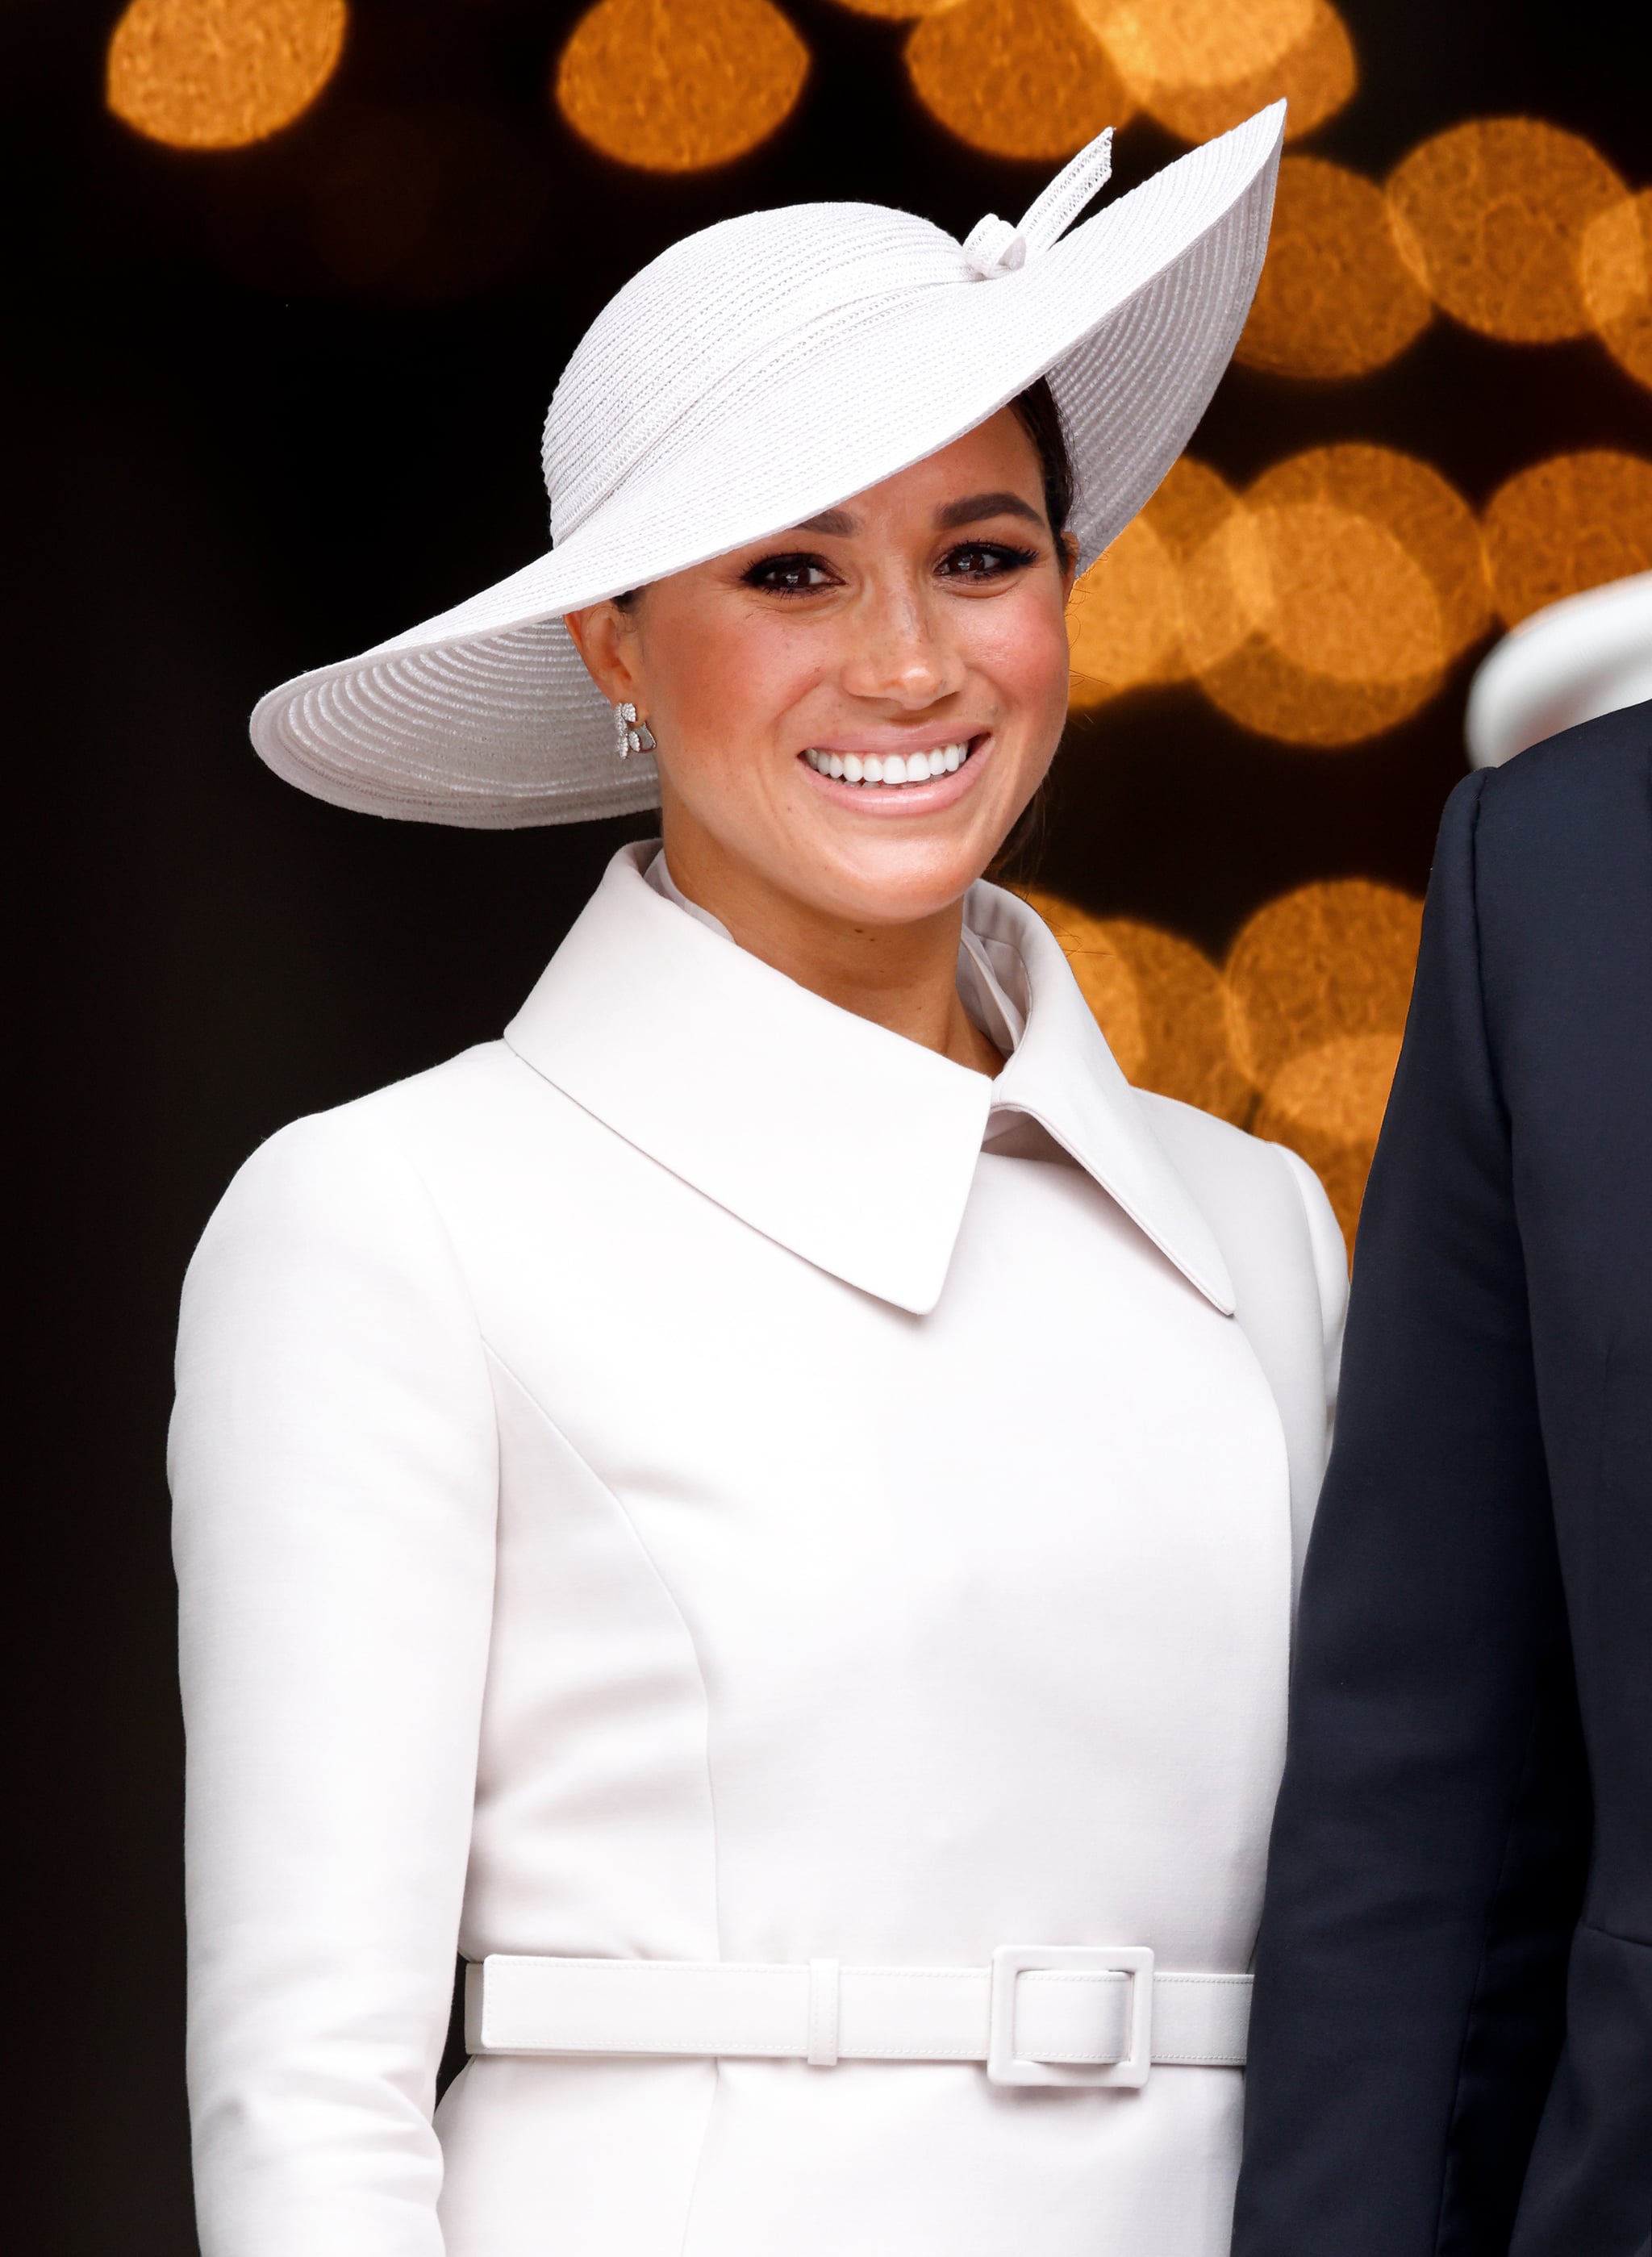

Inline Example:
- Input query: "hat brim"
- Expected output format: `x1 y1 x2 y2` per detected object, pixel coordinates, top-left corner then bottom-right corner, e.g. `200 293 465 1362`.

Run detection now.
252 103 1285 828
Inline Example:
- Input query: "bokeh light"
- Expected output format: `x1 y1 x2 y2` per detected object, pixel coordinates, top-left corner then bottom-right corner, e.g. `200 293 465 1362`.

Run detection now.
831 0 965 15
1027 895 1253 1123
1227 880 1422 1250
1076 0 1354 144
1252 1047 1396 1258
106 0 346 149
1066 515 1184 704
1482 450 1652 625
1079 0 1310 90
1387 118 1626 343
556 0 809 173
1028 893 1146 1075
906 0 1133 160
1192 446 1489 746
1066 457 1245 708
1580 192 1652 392
1236 155 1433 378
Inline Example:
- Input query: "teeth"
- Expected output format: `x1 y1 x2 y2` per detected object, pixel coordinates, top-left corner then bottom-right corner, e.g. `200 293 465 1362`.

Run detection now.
803 741 973 787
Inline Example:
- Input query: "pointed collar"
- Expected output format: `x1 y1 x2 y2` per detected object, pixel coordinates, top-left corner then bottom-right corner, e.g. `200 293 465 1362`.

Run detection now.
505 844 1235 1318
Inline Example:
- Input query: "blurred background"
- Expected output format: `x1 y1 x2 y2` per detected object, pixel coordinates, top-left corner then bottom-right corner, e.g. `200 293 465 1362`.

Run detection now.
10 2 1649 2245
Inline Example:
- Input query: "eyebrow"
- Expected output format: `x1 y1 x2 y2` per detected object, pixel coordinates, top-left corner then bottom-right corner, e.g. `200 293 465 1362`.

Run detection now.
933 489 1044 531
788 489 1044 540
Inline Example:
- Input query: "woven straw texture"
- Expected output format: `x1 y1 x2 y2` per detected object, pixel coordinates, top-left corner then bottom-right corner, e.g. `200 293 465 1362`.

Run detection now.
251 105 1285 827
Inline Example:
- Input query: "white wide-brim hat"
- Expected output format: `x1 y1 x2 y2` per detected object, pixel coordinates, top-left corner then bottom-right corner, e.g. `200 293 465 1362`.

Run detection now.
1466 570 1652 768
251 103 1286 828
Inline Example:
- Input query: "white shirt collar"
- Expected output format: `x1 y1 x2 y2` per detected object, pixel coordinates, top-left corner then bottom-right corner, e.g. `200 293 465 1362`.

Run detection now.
507 842 1235 1319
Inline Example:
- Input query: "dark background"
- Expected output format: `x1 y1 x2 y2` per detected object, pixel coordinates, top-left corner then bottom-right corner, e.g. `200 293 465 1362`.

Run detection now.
9 2 1646 2245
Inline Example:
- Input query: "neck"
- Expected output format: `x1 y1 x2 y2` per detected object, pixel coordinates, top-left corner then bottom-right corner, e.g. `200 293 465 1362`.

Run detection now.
657 823 1003 1078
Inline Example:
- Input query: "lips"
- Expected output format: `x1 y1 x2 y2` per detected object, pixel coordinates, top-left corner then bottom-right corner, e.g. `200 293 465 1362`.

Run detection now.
802 741 974 788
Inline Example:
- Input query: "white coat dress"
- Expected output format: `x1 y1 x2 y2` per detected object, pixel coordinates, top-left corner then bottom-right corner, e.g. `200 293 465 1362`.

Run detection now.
170 843 1347 2257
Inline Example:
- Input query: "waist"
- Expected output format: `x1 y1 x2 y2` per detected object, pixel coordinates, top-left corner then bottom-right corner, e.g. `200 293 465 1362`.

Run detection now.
465 1945 1249 2089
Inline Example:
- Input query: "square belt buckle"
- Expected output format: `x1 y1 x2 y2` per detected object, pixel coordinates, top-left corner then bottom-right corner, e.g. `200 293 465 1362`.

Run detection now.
987 1944 1154 2089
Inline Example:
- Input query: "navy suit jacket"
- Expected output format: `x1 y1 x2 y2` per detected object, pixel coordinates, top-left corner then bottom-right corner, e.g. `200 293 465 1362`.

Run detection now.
1233 706 1652 2256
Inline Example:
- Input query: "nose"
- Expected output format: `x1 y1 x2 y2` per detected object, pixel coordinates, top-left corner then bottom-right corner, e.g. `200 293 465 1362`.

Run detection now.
838 573 965 709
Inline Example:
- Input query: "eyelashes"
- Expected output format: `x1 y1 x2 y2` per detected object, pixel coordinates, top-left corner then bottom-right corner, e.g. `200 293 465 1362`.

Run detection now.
740 553 835 594
938 540 1040 579
740 539 1043 595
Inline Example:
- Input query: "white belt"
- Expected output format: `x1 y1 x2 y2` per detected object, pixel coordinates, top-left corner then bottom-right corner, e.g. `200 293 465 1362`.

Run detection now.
466 1946 1249 2089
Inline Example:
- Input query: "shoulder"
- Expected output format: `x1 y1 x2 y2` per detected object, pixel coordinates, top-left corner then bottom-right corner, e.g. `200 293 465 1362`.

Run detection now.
1478 695 1651 820
221 1040 524 1191
1442 699 1652 886
1137 1086 1303 1205
182 1041 530 1303
1138 1091 1348 1350
1135 1090 1342 1271
1431 705 1652 1041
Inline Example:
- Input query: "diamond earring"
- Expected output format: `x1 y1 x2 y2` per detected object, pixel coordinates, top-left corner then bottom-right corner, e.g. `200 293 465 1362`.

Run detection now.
614 701 657 760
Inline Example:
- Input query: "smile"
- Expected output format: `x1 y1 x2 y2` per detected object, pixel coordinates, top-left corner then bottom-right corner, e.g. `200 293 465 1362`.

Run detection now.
802 741 974 787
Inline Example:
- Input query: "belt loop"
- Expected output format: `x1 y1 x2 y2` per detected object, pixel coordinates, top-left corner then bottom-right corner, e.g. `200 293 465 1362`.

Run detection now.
807 1958 841 2067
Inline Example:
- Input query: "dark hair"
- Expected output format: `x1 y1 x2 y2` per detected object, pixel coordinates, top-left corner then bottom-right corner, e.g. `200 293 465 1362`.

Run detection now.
1007 374 1075 553
987 377 1074 882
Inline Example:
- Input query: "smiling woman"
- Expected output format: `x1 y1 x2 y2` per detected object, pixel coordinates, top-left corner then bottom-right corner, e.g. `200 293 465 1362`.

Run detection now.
174 104 1350 2257
561 405 1074 1070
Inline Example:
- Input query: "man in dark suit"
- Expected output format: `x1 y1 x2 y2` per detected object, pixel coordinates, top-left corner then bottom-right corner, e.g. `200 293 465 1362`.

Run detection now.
1233 703 1652 2256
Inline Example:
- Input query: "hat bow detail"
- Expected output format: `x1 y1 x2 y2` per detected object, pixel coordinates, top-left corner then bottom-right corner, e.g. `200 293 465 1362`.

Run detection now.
962 127 1115 279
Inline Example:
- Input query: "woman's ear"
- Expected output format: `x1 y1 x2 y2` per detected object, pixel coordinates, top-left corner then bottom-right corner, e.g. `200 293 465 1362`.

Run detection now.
565 600 643 707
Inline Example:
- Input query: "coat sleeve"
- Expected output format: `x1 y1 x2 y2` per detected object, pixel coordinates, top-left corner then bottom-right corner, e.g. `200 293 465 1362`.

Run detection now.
169 1109 499 2257
1232 774 1589 2257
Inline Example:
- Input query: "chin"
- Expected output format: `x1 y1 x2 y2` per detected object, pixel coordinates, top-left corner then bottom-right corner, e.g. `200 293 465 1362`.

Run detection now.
801 834 1004 927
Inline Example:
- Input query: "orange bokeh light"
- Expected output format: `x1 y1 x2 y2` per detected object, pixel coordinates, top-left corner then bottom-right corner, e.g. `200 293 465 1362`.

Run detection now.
1027 895 1252 1124
106 0 346 149
1068 449 1488 746
1227 879 1422 1251
1066 457 1243 709
1077 0 1354 144
1226 879 1421 1087
906 0 1133 161
1080 0 1312 89
830 0 964 15
1066 516 1184 705
1581 192 1652 393
1191 446 1488 746
1482 451 1652 626
1025 877 1425 1249
556 0 809 173
1028 894 1146 1074
1387 118 1626 344
1236 156 1433 378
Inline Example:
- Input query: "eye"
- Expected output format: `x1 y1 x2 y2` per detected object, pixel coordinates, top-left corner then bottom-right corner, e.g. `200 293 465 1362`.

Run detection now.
741 551 839 595
937 540 1040 582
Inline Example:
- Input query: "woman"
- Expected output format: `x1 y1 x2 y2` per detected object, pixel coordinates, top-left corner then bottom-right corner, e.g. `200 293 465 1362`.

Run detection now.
171 102 1345 2257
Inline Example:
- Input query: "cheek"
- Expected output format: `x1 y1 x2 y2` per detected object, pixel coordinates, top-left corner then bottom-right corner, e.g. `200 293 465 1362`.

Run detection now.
970 589 1074 725
650 607 819 754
